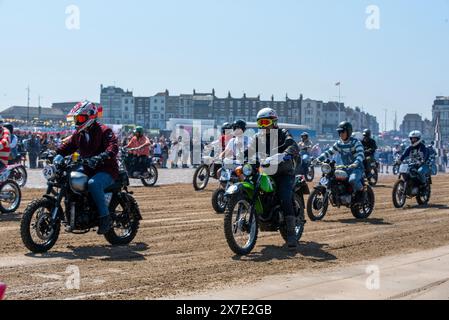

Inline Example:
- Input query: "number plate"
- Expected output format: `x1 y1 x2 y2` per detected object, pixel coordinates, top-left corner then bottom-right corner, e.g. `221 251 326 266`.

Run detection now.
43 165 56 180
399 164 409 174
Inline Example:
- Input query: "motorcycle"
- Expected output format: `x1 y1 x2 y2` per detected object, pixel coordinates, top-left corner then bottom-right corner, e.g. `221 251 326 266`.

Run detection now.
6 162 27 188
211 160 241 214
300 152 315 182
392 159 431 208
0 167 21 214
364 153 379 187
119 147 158 187
307 160 375 221
193 156 221 191
20 152 142 254
223 156 310 255
392 153 401 176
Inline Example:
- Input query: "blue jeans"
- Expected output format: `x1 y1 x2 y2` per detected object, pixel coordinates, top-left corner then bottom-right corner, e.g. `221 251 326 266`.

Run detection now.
347 168 364 192
88 172 114 218
274 175 296 217
418 164 430 184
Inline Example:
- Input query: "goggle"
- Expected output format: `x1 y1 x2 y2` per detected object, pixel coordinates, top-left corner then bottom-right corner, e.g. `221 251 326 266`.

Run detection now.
257 118 274 128
74 114 89 125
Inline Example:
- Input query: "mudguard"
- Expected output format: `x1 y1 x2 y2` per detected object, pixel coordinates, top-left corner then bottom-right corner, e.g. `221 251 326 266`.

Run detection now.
225 182 264 215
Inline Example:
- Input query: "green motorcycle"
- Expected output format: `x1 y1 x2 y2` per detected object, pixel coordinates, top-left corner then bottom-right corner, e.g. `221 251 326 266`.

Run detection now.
223 161 309 256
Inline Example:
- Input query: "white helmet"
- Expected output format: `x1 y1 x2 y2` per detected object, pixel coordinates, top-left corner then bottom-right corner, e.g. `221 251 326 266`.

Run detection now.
409 130 422 147
257 108 278 121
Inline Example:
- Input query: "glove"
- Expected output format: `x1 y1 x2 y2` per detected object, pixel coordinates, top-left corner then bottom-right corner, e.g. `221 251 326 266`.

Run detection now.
349 163 359 169
87 156 103 169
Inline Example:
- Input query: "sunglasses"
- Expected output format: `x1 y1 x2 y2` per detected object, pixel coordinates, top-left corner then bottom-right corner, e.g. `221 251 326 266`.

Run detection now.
257 118 274 128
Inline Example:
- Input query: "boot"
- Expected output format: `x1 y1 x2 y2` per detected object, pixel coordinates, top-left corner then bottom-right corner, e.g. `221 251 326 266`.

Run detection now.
285 216 298 250
97 215 112 235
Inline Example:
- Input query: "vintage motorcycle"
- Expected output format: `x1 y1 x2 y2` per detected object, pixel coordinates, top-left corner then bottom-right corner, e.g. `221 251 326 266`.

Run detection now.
0 167 22 214
392 153 402 176
307 160 375 221
20 152 142 254
364 152 379 187
211 160 241 214
299 152 315 182
392 159 431 208
193 156 222 191
223 155 310 256
119 147 158 187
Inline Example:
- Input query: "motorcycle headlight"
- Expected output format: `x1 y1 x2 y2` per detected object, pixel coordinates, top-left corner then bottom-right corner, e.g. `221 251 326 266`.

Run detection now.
321 164 332 175
243 164 253 177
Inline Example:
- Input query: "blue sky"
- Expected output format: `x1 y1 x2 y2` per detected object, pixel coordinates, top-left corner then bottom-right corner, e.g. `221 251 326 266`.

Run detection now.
1 0 448 129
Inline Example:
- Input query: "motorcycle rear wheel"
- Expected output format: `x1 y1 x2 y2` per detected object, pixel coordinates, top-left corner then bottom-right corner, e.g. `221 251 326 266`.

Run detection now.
307 189 329 221
351 186 375 219
105 194 140 246
280 194 305 243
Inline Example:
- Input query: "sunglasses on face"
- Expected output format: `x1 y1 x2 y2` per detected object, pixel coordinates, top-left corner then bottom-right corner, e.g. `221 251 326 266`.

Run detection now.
257 118 274 128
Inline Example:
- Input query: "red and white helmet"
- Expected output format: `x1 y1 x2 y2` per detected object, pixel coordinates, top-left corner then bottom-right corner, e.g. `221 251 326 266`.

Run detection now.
67 101 103 132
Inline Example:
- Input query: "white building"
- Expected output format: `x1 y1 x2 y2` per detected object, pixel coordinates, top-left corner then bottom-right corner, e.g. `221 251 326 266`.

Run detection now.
301 99 323 135
100 85 134 125
150 92 167 130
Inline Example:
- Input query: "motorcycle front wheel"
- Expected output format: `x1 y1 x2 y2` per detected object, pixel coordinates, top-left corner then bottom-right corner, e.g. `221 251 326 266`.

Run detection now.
193 165 210 191
0 180 21 213
20 198 60 253
392 180 406 208
307 188 329 221
224 194 258 256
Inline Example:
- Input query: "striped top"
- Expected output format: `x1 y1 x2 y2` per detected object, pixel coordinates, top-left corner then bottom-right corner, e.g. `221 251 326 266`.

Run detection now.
0 128 11 165
318 137 365 167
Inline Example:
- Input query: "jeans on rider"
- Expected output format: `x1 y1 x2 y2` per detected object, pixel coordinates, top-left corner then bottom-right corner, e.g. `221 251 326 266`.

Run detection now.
273 175 296 217
88 172 114 218
418 164 430 184
347 167 364 192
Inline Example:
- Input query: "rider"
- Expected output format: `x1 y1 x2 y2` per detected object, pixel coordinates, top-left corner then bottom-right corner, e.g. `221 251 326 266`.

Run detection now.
220 119 251 163
362 129 378 177
3 123 18 164
397 131 430 185
57 101 119 235
298 132 313 175
127 126 151 178
313 121 366 203
0 121 11 170
245 108 300 249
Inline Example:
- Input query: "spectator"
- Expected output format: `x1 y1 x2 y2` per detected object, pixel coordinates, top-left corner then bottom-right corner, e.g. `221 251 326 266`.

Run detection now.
26 134 41 169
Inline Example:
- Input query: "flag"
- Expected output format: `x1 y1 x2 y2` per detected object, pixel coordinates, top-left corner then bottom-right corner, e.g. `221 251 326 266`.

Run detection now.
335 82 341 86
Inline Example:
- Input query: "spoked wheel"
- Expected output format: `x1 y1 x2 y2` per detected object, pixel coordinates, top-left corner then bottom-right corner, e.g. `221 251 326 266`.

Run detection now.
193 165 210 191
306 166 315 182
351 186 375 219
11 166 27 188
224 195 258 255
307 189 329 221
141 165 158 187
417 184 431 206
368 169 378 187
392 180 407 208
0 180 21 213
105 194 141 246
212 188 227 214
280 194 305 243
20 198 60 253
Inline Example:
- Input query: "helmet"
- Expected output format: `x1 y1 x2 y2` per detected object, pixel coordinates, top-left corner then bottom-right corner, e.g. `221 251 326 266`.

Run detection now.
232 119 247 132
256 108 278 128
409 130 422 147
3 123 13 134
337 121 353 139
134 126 144 135
67 101 102 132
363 129 372 139
301 132 309 138
221 122 232 134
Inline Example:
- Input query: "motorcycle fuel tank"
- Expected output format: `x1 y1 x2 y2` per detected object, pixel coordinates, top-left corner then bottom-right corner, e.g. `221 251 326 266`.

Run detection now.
259 173 276 193
70 171 89 193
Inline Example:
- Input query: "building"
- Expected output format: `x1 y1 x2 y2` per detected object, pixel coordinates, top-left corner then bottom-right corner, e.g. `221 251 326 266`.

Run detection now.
134 97 150 128
322 102 345 136
149 92 167 129
165 93 181 122
301 99 323 135
400 114 425 136
433 96 449 142
0 106 65 122
100 85 134 125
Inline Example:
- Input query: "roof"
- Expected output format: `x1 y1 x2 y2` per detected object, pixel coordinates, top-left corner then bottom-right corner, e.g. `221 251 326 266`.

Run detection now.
0 106 65 116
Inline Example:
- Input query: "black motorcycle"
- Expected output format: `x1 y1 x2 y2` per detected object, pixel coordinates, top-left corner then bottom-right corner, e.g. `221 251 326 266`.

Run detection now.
211 160 240 214
364 152 379 187
119 147 158 187
20 152 142 254
392 159 431 208
307 160 375 221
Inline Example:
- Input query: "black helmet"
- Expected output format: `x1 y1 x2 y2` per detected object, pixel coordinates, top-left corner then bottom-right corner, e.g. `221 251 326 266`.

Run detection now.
221 122 232 134
363 129 372 138
232 119 247 132
337 121 353 138
301 132 309 138
3 123 13 134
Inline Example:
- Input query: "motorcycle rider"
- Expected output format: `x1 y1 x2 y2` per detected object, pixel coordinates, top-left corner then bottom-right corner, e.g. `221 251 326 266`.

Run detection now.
57 101 119 235
313 121 366 203
220 120 251 163
245 108 301 249
3 123 18 164
298 132 313 175
0 121 11 170
397 131 430 185
362 129 378 178
127 126 151 178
